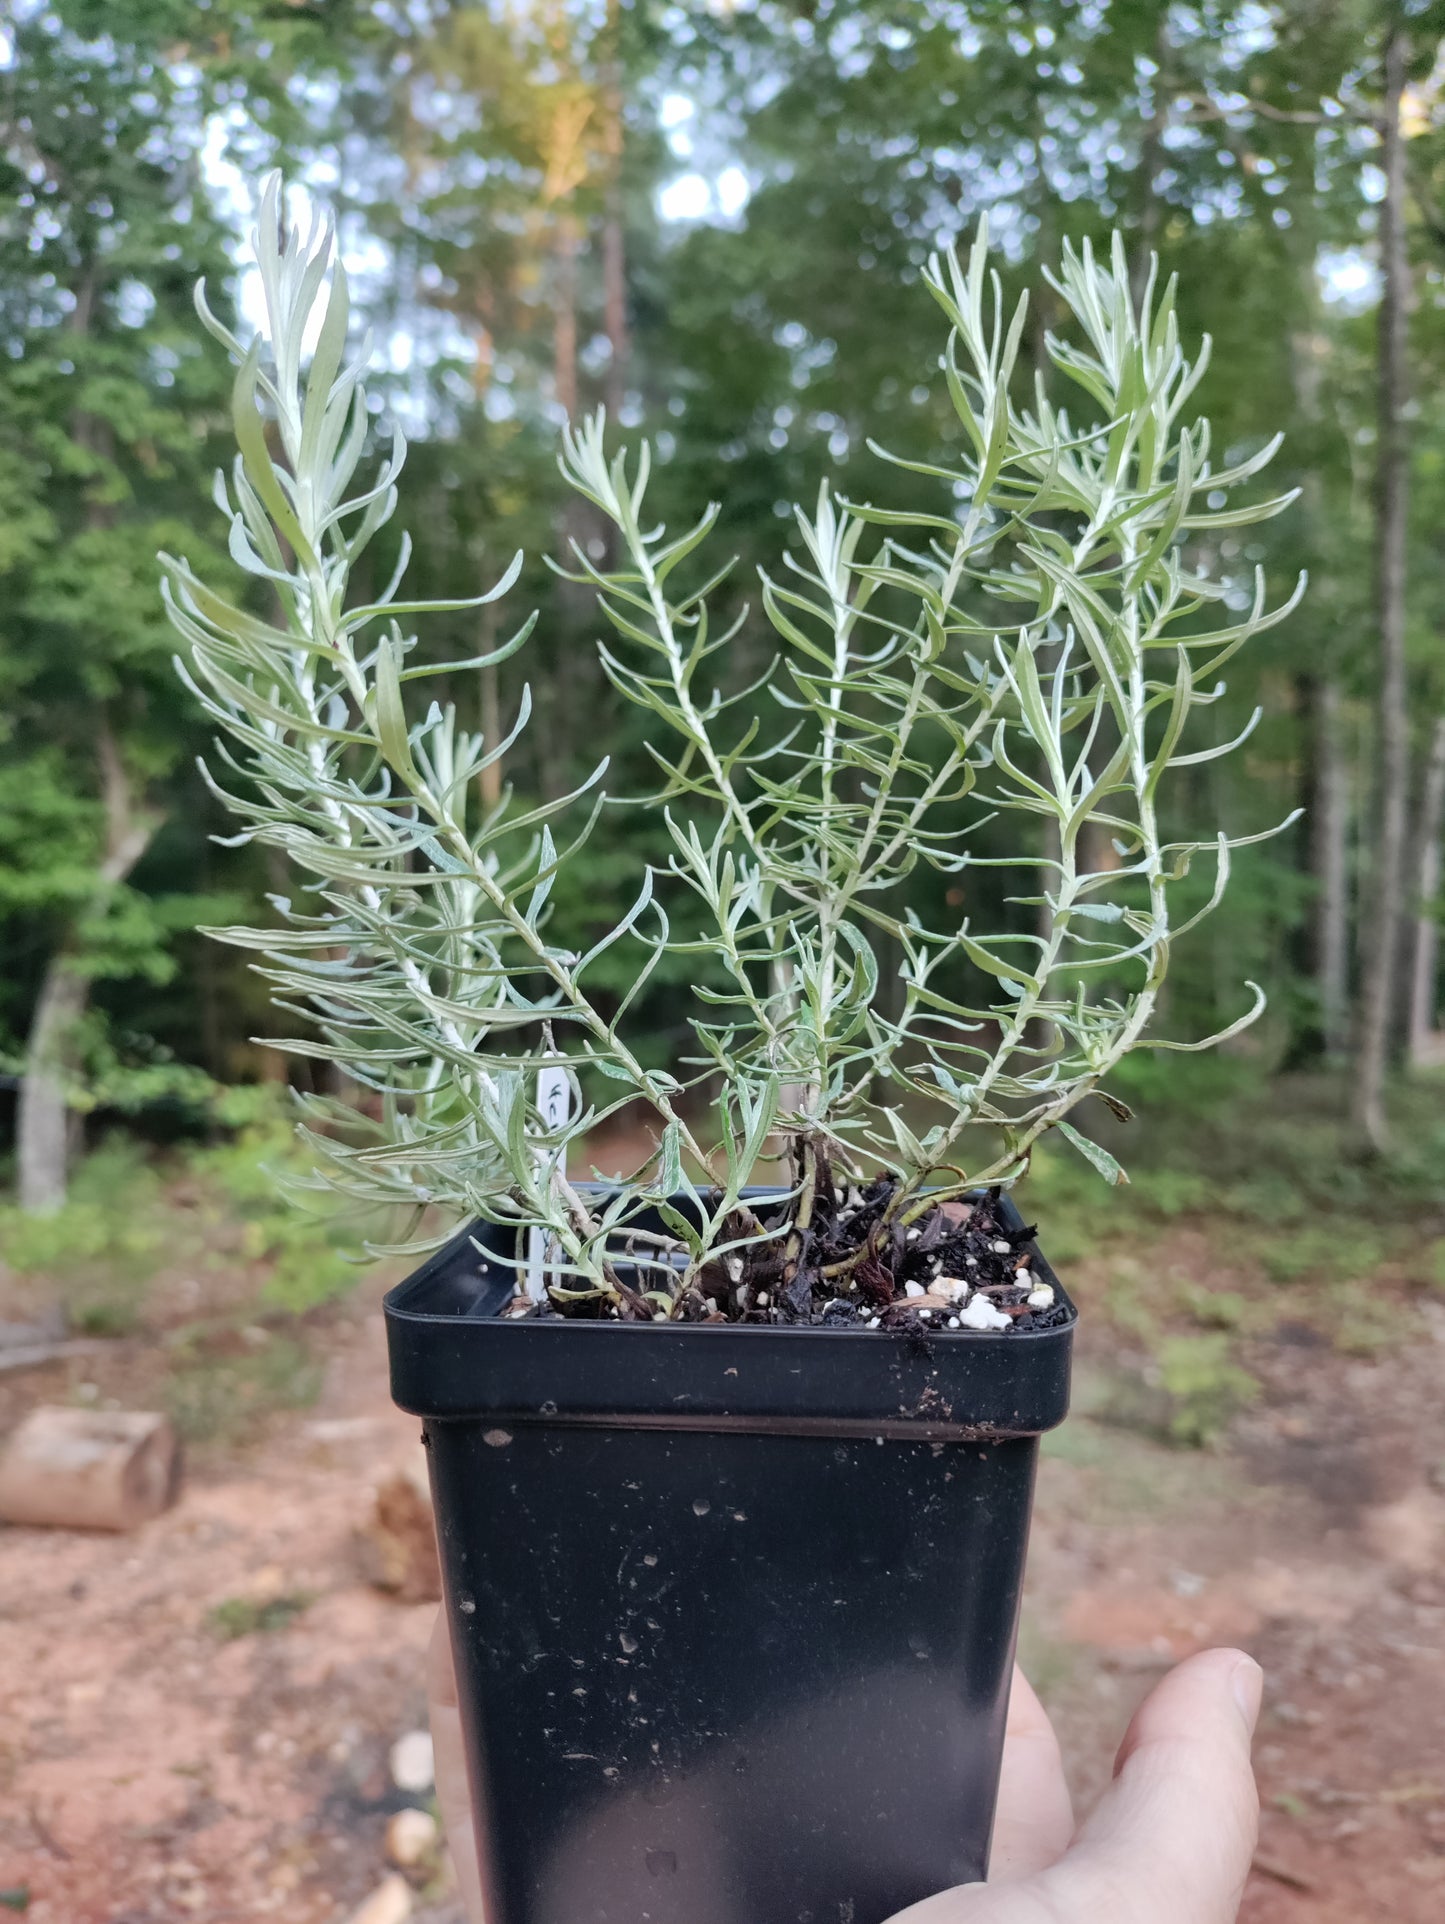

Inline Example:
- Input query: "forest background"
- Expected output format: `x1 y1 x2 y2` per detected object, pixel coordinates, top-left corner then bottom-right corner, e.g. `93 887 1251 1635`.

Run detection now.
6 0 1445 1273
10 15 1445 1917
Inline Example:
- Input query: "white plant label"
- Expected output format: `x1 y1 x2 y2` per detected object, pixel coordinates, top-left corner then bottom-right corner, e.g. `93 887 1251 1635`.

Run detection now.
536 1063 571 1135
525 1066 572 1301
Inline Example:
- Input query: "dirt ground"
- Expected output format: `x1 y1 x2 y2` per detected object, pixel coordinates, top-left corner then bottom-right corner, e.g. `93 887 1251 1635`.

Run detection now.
1 1255 1443 1923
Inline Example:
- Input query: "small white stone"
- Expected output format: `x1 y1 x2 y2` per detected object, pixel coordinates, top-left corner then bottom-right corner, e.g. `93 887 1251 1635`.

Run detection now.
1015 1270 1033 1290
933 1277 970 1304
867 1315 880 1328
756 1291 770 1307
904 1281 926 1299
726 1255 743 1282
389 1729 435 1795
906 1226 921 1241
1026 1284 1055 1309
345 1876 413 1924
958 1294 1013 1332
386 1806 439 1868
948 1317 961 1329
991 1239 1011 1255
965 1254 978 1267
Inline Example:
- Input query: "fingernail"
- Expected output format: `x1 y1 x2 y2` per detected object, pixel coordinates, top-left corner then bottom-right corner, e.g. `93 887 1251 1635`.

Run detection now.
1231 1654 1263 1733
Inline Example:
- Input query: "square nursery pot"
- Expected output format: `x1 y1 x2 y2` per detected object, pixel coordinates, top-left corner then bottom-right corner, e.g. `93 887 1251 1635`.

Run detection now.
385 1188 1075 1924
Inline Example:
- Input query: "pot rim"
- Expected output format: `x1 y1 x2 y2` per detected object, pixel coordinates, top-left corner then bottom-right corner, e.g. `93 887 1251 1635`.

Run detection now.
384 1185 1076 1436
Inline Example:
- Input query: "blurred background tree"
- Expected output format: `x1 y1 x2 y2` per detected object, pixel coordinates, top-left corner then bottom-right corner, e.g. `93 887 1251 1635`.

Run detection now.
5 0 1445 1212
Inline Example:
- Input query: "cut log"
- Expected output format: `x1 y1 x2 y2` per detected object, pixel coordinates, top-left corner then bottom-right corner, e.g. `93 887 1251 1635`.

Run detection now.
0 1407 180 1532
357 1456 441 1603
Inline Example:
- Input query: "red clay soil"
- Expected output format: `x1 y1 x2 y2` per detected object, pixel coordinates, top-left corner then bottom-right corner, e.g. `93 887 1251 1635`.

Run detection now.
1 1275 1443 1921
0 1298 460 1924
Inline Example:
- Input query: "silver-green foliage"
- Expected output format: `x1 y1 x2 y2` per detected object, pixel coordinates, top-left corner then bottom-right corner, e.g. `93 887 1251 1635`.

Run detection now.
163 179 1300 1303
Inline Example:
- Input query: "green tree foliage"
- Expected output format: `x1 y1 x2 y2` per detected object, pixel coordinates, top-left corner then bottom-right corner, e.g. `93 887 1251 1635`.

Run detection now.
0 0 367 1203
7 0 1445 1210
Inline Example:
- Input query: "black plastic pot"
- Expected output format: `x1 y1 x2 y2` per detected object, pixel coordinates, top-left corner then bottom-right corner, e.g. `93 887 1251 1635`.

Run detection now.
385 1190 1074 1924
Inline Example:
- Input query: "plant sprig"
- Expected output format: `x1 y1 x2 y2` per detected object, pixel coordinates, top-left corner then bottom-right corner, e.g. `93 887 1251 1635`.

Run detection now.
165 183 1300 1309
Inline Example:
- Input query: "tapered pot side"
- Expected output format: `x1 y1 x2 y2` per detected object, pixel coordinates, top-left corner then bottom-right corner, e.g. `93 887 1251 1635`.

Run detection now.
385 1189 1075 1924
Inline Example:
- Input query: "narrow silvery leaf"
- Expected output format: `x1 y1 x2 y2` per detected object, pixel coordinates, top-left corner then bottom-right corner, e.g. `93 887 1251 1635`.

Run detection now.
1056 1121 1129 1186
371 637 420 786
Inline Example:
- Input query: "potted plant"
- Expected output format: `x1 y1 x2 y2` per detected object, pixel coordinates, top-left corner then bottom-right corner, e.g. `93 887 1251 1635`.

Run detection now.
164 178 1299 1924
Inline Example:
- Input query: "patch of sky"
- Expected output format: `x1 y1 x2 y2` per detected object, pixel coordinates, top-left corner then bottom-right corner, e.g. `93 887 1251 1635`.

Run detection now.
658 173 711 221
114 279 156 330
1318 247 1379 313
657 163 750 225
830 10 873 81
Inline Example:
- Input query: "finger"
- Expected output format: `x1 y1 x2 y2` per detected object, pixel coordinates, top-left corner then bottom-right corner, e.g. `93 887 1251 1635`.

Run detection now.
988 1666 1075 1882
428 1607 489 1924
1041 1646 1262 1924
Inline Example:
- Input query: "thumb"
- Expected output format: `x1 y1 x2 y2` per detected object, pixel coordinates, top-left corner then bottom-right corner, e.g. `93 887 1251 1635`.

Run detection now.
1043 1646 1261 1924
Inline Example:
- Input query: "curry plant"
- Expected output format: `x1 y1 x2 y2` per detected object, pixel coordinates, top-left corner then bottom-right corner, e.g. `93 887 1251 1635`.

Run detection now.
162 177 1300 1311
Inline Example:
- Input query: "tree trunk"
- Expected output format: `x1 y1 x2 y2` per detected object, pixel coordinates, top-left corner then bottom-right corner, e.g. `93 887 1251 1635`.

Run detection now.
17 724 155 1213
602 204 628 419
18 260 155 1212
601 0 629 426
548 204 601 799
552 210 580 421
1286 234 1349 1060
1129 12 1170 308
1352 18 1412 1147
17 963 91 1215
1311 679 1352 1056
1408 714 1445 1066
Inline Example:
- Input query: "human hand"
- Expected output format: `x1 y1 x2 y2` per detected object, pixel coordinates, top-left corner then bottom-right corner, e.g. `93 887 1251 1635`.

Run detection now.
429 1612 1260 1924
886 1646 1261 1923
